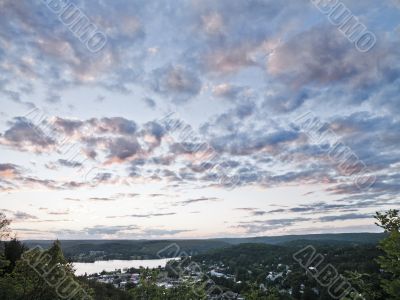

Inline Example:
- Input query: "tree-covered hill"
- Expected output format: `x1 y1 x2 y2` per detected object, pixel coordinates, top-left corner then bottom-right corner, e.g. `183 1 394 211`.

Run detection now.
23 232 386 262
23 239 231 261
217 232 387 245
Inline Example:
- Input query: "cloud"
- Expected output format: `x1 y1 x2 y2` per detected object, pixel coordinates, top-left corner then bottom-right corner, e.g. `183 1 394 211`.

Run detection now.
89 197 115 202
53 117 84 135
235 208 258 212
0 163 21 178
86 225 137 235
236 217 311 234
104 137 141 163
143 97 156 108
64 198 80 202
212 83 245 100
149 64 202 103
180 197 221 206
148 193 166 198
91 117 138 135
141 121 166 150
0 0 399 239
0 0 146 97
235 212 374 234
57 225 139 237
106 212 176 219
318 213 371 222
11 211 38 222
57 159 83 168
47 210 70 216
266 23 400 113
140 228 192 236
210 128 300 156
114 193 140 199
251 210 268 216
204 46 257 74
262 86 311 113
266 200 387 215
45 93 62 104
268 25 367 86
0 117 56 153
54 224 190 238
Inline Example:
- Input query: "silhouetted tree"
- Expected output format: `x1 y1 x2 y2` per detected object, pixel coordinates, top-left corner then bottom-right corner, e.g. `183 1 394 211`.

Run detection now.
4 238 27 273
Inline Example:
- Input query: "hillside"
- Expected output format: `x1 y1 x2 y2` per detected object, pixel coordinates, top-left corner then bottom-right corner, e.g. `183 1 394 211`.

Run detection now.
23 232 385 262
217 232 386 245
23 239 231 261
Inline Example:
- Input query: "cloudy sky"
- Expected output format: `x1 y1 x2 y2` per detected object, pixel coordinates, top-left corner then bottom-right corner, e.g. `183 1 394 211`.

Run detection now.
0 0 399 239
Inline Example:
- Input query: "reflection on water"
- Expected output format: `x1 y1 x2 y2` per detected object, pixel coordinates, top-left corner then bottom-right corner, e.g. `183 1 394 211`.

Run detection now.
73 258 173 276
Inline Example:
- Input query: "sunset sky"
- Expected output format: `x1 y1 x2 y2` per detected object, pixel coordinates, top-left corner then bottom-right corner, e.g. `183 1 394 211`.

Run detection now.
0 0 399 239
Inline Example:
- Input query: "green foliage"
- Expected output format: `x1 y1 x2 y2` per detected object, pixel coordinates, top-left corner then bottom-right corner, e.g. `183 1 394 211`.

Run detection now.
0 214 92 300
375 210 400 232
4 238 27 273
0 213 11 240
0 241 92 299
86 281 132 300
243 284 287 300
375 210 400 299
344 271 383 300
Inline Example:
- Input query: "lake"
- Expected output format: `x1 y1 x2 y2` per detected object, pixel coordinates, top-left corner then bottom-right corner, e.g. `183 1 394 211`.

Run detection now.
73 258 174 276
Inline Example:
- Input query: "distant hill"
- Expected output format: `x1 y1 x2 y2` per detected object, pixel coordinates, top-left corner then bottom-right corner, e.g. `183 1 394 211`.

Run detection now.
217 232 386 245
23 239 231 261
24 232 385 262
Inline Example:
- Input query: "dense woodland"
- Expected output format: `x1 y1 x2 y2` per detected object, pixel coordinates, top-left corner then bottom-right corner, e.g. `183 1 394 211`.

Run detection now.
0 210 399 299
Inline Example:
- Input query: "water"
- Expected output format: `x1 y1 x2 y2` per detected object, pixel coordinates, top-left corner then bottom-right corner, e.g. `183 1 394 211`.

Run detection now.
73 258 173 276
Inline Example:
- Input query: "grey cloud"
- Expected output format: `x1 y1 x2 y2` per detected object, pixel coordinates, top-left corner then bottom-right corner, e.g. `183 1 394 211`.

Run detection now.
0 117 56 152
251 210 268 216
64 198 81 202
180 197 221 206
267 24 400 113
318 213 372 222
45 93 62 104
55 225 190 238
143 97 156 108
0 0 146 97
105 137 141 162
92 117 137 135
262 86 311 113
89 197 115 202
12 211 38 221
235 208 257 212
53 118 84 135
210 129 300 156
212 84 247 100
149 64 202 103
57 159 83 168
0 163 21 175
148 194 166 198
86 225 137 235
58 225 139 237
106 212 176 219
236 217 311 234
114 193 140 199
140 228 192 236
48 210 70 216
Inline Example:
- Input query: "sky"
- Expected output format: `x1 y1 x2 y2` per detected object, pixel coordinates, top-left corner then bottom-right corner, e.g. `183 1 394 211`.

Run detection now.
0 0 399 239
